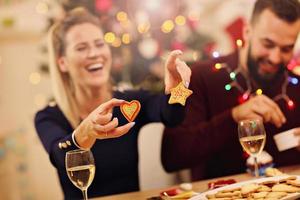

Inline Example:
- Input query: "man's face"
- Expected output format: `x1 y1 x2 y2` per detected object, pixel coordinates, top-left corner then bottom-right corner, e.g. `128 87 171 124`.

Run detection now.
246 9 300 85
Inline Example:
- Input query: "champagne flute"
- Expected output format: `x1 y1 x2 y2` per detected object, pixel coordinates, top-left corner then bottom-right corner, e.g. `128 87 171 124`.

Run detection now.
65 149 95 200
238 119 266 177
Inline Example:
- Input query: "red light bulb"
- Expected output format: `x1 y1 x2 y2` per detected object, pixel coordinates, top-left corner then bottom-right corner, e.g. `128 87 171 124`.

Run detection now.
242 93 249 100
287 100 295 110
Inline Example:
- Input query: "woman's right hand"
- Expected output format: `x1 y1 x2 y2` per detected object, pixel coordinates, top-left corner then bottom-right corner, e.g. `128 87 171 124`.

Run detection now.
74 98 135 149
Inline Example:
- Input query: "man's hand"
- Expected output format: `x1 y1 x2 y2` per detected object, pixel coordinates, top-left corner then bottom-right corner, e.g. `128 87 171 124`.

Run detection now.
232 94 286 127
294 128 300 151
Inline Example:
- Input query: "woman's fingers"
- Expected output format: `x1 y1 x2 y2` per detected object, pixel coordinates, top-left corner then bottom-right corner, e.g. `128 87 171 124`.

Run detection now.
165 50 183 71
107 122 135 138
93 117 118 133
94 98 125 114
92 112 112 124
84 98 135 141
92 116 135 139
175 59 191 88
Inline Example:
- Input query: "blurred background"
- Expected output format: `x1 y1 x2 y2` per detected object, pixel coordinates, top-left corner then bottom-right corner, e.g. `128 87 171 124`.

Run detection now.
0 0 299 199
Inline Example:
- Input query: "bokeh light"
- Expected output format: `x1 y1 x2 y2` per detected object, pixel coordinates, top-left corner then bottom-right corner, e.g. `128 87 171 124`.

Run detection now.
230 72 236 80
138 38 159 59
116 11 128 22
215 63 222 70
236 39 243 47
29 72 41 85
175 15 186 26
144 0 160 11
287 100 295 110
225 84 231 91
122 33 131 44
104 32 116 43
137 22 151 34
161 20 174 33
212 51 220 58
112 37 122 47
256 89 263 95
35 2 48 14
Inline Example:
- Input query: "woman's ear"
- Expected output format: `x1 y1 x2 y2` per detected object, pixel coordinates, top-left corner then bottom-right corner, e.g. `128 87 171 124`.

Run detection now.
57 57 68 73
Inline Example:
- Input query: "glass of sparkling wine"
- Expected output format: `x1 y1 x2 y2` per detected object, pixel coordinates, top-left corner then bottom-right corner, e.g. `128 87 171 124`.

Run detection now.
238 119 266 177
65 149 95 200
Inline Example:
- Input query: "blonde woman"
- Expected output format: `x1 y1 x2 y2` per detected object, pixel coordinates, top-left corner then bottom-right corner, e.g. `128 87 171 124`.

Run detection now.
34 8 191 199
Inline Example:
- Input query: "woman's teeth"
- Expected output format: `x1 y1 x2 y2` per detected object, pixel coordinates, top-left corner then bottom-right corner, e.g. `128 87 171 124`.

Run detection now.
87 63 103 72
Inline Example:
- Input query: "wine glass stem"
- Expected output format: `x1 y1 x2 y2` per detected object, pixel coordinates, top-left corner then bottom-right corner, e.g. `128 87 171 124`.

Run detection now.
82 189 88 200
254 156 259 177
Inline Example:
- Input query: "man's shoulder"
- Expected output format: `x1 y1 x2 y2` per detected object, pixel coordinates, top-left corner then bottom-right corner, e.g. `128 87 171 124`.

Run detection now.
191 51 238 74
190 51 238 83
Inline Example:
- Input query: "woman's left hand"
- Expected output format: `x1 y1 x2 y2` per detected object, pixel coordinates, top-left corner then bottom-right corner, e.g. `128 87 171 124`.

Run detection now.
164 50 192 94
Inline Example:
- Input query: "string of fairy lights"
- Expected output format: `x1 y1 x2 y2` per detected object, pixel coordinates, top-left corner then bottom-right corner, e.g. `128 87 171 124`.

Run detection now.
4 1 300 110
214 40 298 110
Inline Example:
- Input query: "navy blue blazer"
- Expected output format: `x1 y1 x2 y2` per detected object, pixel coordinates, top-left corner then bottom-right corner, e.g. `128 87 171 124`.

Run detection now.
35 90 184 199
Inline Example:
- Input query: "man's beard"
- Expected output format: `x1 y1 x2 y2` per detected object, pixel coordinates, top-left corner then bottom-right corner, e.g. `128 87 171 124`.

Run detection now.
247 48 286 88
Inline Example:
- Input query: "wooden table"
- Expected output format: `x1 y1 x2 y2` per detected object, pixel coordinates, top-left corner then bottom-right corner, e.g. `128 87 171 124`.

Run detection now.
95 165 300 200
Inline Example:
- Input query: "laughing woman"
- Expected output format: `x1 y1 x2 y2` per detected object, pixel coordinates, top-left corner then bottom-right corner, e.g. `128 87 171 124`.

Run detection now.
34 8 191 199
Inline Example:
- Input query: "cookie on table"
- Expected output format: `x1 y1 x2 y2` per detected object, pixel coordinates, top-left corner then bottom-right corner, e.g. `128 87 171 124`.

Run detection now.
272 183 300 193
278 176 297 183
260 180 278 187
251 191 269 199
286 179 300 187
215 190 241 198
241 183 260 196
206 193 216 199
266 191 287 198
221 187 241 193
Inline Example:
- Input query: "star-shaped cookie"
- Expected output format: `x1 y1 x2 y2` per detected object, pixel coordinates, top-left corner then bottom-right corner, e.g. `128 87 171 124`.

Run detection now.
168 82 193 106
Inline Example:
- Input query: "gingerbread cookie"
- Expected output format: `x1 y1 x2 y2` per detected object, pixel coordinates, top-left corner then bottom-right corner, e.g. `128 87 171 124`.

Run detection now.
272 183 300 193
168 82 193 106
120 100 141 122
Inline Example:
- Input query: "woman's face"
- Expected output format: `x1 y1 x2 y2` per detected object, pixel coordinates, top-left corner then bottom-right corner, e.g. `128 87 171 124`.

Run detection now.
58 22 112 89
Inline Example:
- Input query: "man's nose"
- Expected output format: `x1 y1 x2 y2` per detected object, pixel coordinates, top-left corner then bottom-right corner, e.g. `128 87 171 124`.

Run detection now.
268 47 282 65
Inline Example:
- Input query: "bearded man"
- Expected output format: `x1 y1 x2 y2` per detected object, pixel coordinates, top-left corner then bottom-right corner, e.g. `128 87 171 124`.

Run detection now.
162 0 300 180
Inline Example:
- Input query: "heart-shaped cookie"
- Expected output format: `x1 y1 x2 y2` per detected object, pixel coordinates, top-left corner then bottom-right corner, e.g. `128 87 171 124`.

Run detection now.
120 100 141 122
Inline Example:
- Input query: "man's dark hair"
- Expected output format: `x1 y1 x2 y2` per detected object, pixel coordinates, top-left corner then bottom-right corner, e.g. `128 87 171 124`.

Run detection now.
251 0 300 24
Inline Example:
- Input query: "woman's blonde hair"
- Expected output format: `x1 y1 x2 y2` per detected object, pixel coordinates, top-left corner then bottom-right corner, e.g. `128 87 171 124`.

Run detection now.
48 7 102 128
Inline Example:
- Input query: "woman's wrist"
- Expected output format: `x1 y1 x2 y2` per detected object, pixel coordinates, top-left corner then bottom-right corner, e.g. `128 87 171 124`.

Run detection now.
72 126 96 150
72 130 83 149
